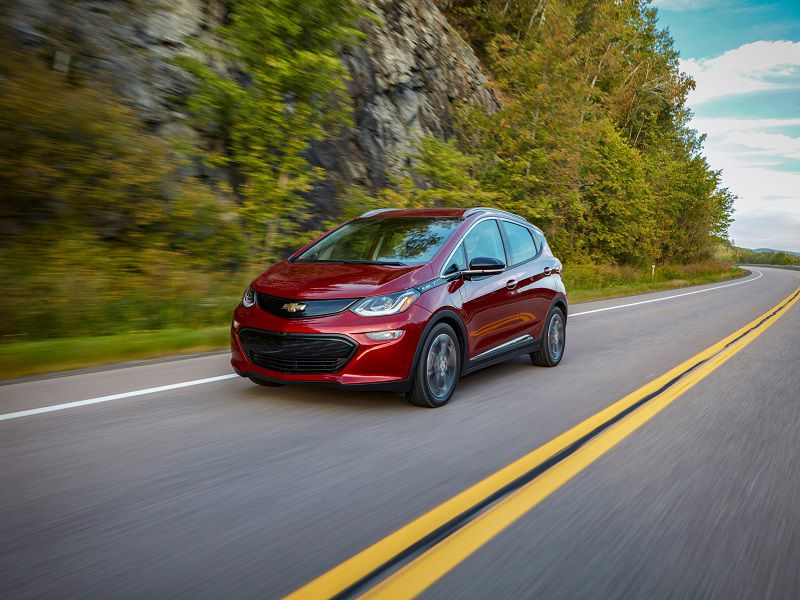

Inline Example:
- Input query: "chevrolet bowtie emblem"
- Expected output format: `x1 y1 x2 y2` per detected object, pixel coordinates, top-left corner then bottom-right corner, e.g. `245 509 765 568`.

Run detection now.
282 302 307 313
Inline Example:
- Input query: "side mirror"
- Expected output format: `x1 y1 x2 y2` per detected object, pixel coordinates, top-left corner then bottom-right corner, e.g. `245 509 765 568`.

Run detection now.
463 257 505 278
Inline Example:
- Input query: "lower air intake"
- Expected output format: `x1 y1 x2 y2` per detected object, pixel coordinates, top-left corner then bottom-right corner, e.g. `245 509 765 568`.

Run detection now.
238 329 357 374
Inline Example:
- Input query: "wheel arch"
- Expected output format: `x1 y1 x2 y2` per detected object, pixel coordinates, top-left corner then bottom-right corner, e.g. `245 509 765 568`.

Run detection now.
551 294 568 323
410 309 468 376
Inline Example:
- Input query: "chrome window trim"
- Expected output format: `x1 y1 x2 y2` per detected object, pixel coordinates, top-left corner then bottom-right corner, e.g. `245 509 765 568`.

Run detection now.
462 208 544 235
471 334 534 361
463 207 529 223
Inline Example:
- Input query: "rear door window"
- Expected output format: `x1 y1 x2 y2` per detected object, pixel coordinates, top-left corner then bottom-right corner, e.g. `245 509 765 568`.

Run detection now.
501 221 537 265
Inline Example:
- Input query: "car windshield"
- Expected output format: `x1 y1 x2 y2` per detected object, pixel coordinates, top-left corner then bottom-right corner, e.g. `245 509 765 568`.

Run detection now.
295 217 461 266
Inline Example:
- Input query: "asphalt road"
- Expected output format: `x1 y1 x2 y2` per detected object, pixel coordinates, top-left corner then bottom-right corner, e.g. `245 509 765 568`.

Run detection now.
2 267 799 599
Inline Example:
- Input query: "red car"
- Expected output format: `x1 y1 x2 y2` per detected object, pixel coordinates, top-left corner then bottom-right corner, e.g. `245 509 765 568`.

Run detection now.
231 207 567 407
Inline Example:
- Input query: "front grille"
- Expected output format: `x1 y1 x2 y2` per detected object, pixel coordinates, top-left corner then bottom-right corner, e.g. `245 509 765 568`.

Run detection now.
256 293 357 319
238 328 357 374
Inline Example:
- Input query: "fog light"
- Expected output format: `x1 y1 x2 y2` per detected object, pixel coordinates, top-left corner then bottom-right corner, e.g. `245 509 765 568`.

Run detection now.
365 329 404 341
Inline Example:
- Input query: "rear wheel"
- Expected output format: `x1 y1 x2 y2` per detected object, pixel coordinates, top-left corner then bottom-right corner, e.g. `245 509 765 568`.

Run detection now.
530 306 566 367
248 376 285 387
407 323 461 408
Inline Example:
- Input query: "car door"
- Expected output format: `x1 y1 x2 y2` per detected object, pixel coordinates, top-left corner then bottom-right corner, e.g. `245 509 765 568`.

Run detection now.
502 220 559 340
457 219 524 359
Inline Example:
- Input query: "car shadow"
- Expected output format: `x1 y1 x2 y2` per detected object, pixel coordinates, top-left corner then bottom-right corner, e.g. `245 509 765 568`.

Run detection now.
457 354 532 387
237 379 410 411
236 353 539 412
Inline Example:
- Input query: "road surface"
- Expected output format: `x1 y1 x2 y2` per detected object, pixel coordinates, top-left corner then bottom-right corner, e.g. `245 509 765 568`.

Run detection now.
2 267 799 599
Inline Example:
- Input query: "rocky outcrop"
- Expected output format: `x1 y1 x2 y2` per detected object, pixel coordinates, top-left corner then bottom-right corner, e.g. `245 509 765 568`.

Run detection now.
339 0 497 187
6 0 225 129
5 0 496 205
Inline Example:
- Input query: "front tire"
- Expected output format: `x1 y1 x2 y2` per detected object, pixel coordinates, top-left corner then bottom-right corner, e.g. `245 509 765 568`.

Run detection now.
530 306 566 367
407 323 461 408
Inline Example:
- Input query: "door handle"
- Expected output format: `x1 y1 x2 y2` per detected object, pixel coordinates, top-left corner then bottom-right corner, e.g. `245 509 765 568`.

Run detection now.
506 278 518 290
542 267 552 276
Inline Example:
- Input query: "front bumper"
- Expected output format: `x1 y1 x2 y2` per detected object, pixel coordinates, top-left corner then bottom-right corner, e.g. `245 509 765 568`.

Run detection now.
230 302 431 391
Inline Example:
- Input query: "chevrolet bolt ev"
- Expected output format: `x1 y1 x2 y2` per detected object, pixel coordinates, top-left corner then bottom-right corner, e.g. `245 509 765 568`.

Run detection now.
231 207 567 407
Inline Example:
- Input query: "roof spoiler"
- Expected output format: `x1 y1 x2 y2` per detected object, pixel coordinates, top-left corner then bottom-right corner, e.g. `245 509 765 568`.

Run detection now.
358 208 398 218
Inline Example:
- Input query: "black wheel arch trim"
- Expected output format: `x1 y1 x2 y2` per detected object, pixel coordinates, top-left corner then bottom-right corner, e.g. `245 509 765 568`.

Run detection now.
409 309 468 378
551 293 568 321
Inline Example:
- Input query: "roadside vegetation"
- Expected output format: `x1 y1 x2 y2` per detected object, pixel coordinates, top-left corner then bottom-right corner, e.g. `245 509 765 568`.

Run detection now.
0 0 742 377
735 248 800 266
0 327 230 381
564 263 744 303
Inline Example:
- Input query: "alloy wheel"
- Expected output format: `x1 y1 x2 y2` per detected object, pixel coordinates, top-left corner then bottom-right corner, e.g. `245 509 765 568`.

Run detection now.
548 312 565 363
425 333 458 399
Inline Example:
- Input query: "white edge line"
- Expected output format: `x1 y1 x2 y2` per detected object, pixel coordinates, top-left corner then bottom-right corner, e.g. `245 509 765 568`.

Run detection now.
0 374 238 421
0 269 766 421
570 269 763 316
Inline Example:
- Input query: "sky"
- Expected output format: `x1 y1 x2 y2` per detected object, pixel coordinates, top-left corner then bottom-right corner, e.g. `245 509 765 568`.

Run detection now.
653 0 800 252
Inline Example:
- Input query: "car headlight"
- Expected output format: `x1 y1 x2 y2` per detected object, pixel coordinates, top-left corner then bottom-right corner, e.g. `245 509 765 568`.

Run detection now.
242 286 256 308
351 289 419 317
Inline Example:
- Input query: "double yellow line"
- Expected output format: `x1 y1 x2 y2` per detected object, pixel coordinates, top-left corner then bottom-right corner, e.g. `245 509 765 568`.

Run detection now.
288 283 800 600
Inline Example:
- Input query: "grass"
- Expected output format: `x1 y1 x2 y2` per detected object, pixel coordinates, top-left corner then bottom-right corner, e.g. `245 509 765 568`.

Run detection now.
0 326 230 381
0 264 747 380
564 264 746 303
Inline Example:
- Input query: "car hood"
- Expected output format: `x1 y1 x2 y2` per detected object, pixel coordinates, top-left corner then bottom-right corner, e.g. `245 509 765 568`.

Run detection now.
252 261 434 299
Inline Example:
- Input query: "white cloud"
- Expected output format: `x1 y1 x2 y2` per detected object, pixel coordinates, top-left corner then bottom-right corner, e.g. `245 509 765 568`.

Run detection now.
697 131 800 250
679 41 800 250
699 128 799 208
722 131 800 159
691 117 800 134
681 40 800 103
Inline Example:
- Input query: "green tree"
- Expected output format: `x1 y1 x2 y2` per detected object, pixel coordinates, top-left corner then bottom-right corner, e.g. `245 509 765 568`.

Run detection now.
0 41 241 263
409 137 499 207
441 0 734 264
177 0 365 262
580 123 658 264
334 135 497 224
0 41 247 339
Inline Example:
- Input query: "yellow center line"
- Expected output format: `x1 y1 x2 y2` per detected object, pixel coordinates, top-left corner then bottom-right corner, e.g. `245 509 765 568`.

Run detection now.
364 287 800 598
287 285 800 600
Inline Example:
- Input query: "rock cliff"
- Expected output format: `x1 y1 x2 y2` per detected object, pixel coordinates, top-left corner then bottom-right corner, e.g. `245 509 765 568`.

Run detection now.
6 0 495 205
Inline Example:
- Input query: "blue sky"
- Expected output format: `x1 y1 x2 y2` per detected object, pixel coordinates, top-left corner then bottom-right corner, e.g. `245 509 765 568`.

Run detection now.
654 0 800 252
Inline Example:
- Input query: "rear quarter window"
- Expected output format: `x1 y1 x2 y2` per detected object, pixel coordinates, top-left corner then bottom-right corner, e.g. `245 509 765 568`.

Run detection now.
531 228 551 256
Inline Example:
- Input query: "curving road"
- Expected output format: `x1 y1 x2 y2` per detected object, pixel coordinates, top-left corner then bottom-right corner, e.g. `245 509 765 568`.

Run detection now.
2 267 799 599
